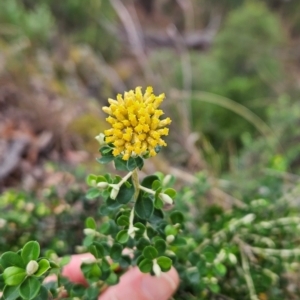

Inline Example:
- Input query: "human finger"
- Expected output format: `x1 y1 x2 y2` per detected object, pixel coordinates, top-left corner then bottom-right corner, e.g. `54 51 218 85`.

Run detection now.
61 253 95 285
99 266 179 300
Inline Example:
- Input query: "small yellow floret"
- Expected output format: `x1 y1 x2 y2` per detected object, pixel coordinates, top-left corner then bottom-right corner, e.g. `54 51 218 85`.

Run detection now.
102 86 171 160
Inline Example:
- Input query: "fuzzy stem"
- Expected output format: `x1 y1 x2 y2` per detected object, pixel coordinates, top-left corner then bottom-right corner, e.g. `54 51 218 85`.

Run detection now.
251 247 300 258
119 171 133 187
240 246 259 300
139 185 155 195
131 168 140 201
127 168 140 238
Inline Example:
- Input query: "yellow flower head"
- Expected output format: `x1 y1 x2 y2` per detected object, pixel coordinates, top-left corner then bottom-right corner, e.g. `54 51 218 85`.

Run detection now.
102 86 171 160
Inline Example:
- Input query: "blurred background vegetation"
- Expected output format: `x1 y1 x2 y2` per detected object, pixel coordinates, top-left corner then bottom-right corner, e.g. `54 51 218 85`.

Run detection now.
1 0 300 299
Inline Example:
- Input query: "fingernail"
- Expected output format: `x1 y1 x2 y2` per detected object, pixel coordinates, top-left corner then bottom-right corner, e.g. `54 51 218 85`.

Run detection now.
141 272 177 300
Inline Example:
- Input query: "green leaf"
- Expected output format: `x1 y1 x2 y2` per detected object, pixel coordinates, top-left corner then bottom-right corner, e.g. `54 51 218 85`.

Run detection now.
135 156 144 170
197 259 207 275
116 230 129 244
172 237 187 246
106 197 123 209
21 241 40 265
146 227 158 239
186 269 200 285
0 252 24 269
99 205 111 216
155 145 162 153
170 211 184 224
188 253 200 265
114 157 128 171
214 263 227 277
86 284 101 300
119 255 131 269
141 175 159 189
2 285 20 300
19 277 41 300
101 258 111 272
154 197 163 209
136 255 145 266
97 155 114 164
157 256 172 272
135 194 154 220
35 259 50 277
138 259 153 273
203 246 216 263
86 286 100 298
81 263 102 282
100 145 113 155
88 245 100 259
163 188 177 199
105 272 119 286
70 284 85 297
85 217 97 230
86 188 101 200
133 222 146 235
152 180 162 191
117 215 130 226
124 156 144 171
86 174 97 186
110 244 123 261
126 157 138 171
154 240 167 255
143 246 158 260
115 180 135 205
3 267 26 286
91 243 105 258
99 221 111 234
208 283 220 294
93 242 110 257
164 225 177 236
150 208 164 224
136 237 151 251
34 286 49 300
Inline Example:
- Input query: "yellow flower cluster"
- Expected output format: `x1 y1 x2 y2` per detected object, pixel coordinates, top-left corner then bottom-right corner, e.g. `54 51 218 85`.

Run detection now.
102 86 171 160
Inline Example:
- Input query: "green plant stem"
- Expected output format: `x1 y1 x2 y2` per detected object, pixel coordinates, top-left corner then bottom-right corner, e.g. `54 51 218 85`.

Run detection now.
250 247 300 258
118 171 133 186
139 185 155 195
131 168 140 201
239 245 259 300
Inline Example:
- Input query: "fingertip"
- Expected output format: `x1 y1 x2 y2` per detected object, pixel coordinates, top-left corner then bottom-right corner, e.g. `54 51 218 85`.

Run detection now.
62 254 94 285
99 267 179 300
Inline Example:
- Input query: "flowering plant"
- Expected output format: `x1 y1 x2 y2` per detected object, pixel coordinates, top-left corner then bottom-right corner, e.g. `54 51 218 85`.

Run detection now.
1 87 300 300
0 86 182 299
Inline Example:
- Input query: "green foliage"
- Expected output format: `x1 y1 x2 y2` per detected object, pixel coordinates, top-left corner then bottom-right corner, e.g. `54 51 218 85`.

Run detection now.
149 1 287 171
0 241 54 300
1 1 300 299
0 0 119 59
0 0 54 45
2 140 300 299
194 2 284 142
46 0 119 59
171 172 300 299
0 188 93 255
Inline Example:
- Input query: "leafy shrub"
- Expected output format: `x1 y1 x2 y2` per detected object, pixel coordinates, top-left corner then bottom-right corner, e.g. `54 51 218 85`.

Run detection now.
149 1 286 171
173 173 300 299
0 0 54 46
0 187 90 255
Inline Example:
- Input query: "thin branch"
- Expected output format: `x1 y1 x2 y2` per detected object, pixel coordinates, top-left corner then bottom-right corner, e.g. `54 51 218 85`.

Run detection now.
0 138 29 180
251 247 300 258
110 0 155 82
176 0 195 32
166 24 192 114
239 245 259 300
